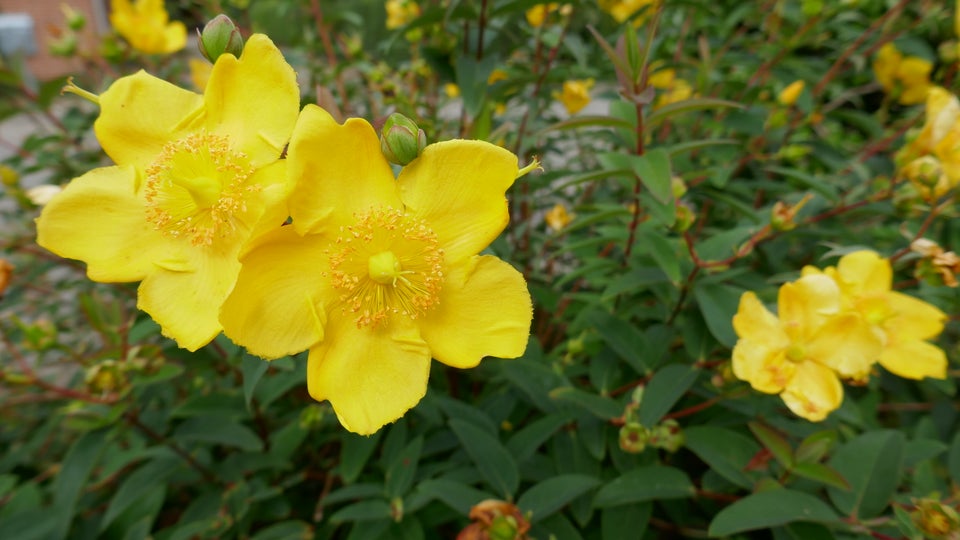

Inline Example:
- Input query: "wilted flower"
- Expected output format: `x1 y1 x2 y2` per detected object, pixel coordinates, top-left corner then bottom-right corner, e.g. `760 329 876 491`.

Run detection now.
457 500 530 540
554 79 594 115
37 35 300 351
109 0 186 54
220 106 534 434
912 239 960 288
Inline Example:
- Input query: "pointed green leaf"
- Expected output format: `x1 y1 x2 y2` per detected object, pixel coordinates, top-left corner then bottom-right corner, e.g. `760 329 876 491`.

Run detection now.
748 422 794 468
708 489 839 536
637 364 700 426
101 457 180 531
827 430 904 519
51 429 108 540
450 419 519 498
241 353 269 411
629 149 673 205
684 426 759 489
795 430 838 464
593 466 694 507
518 474 602 523
550 387 622 420
791 462 850 491
173 416 263 451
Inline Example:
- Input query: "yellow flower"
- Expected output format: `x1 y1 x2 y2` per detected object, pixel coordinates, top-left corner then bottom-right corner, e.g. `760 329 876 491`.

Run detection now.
36 35 300 351
487 68 508 85
778 80 805 106
897 87 960 198
386 0 419 30
554 79 594 115
804 251 948 380
545 203 574 231
444 83 461 98
655 79 692 108
648 67 675 89
220 106 533 434
599 0 660 27
732 274 882 421
188 57 212 92
872 43 934 105
526 3 558 27
109 0 186 55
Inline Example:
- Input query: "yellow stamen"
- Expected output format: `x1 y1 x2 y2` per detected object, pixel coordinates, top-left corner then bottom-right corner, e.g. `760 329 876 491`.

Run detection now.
327 207 444 328
144 132 257 246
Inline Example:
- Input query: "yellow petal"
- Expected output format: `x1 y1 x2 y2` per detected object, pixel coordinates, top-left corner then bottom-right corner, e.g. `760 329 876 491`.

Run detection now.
398 140 519 265
872 43 902 92
35 166 180 282
137 248 240 351
160 20 187 54
307 317 431 435
884 291 947 341
286 105 400 235
203 34 300 167
778 274 840 342
95 71 204 170
805 312 881 381
879 339 948 380
780 360 843 422
420 255 532 369
732 339 792 394
732 291 785 342
899 82 933 106
220 226 329 359
835 250 890 296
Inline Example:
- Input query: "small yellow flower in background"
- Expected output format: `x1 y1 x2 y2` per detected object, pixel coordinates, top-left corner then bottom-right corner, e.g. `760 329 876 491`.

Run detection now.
444 83 460 98
778 80 805 106
188 58 212 92
648 67 675 89
36 35 300 351
648 66 693 108
732 274 882 421
109 0 186 55
912 239 960 288
599 0 661 27
487 68 508 85
219 106 534 435
803 250 948 381
526 3 558 27
872 43 934 105
896 87 960 198
386 0 419 30
545 203 574 231
554 79 594 115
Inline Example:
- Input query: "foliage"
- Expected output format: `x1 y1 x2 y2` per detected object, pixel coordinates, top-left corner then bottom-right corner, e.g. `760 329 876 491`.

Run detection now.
1 0 959 538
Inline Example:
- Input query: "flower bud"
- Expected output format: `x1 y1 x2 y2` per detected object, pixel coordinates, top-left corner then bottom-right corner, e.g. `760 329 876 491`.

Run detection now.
939 41 959 64
911 497 960 539
0 165 19 187
673 201 696 232
48 32 78 57
85 360 127 394
198 15 244 63
649 419 684 453
770 193 812 232
619 422 648 453
380 112 426 165
61 4 86 31
299 403 327 430
778 80 805 106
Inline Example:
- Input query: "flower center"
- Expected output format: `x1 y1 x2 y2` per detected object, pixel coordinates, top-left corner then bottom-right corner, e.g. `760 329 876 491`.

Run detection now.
144 132 259 246
785 344 806 362
328 207 444 328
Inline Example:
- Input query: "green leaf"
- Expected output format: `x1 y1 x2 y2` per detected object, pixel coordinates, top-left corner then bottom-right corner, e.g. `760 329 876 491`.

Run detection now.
173 416 263 451
766 166 839 203
791 462 850 491
748 422 794 468
827 430 904 519
637 364 700 426
450 419 519 498
693 282 742 347
601 503 651 540
339 431 383 484
413 479 491 515
948 431 960 484
536 115 634 136
329 500 391 523
250 520 313 540
549 387 622 420
517 474 602 523
242 354 270 411
506 413 570 462
904 439 947 469
684 426 759 489
593 466 694 507
629 149 673 205
708 489 839 536
101 457 180 531
795 430 838 463
646 97 745 125
385 436 423 498
50 429 108 540
637 229 681 285
586 310 649 375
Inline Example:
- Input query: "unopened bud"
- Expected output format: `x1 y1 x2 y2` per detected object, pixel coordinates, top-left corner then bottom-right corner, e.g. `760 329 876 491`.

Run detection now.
939 41 959 64
380 113 426 165
673 201 696 232
671 176 687 199
649 419 684 453
778 80 805 106
198 15 244 63
0 165 18 187
85 360 126 394
619 422 648 453
61 4 86 31
49 32 78 57
299 403 326 430
770 193 812 232
911 497 960 539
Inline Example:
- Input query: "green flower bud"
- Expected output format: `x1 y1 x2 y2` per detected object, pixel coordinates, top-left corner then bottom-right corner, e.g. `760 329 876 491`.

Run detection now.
619 422 648 453
198 15 244 63
49 33 78 57
381 112 427 166
61 4 86 31
299 403 327 430
0 165 19 187
649 419 684 453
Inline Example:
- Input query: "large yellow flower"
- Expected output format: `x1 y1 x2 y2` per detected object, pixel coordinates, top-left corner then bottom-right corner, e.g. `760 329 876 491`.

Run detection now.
110 0 186 55
36 35 300 351
805 251 948 380
732 274 882 421
220 105 533 435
